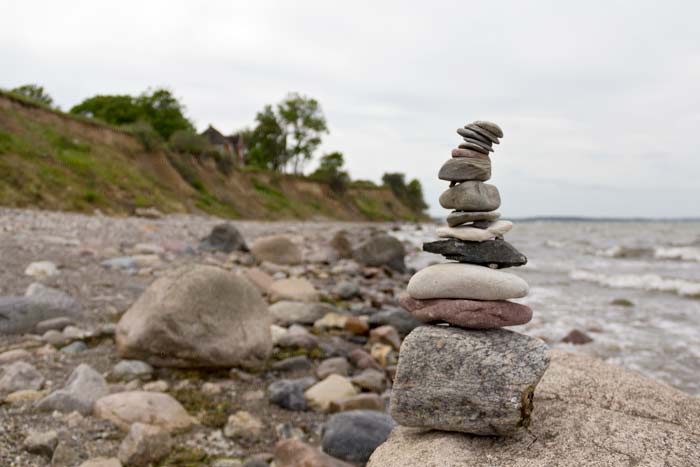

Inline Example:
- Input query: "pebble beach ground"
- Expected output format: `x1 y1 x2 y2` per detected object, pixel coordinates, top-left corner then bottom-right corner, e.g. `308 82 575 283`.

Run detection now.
0 208 423 466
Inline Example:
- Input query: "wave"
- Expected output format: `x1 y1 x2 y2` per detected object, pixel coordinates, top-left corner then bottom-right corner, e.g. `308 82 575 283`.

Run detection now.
597 245 653 259
654 247 700 263
569 269 700 298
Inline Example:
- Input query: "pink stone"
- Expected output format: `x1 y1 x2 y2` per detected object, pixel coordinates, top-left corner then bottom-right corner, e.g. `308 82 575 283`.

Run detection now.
398 293 532 329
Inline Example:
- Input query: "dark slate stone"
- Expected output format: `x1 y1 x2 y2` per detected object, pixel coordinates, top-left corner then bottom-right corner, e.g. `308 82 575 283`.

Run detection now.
422 238 527 268
271 355 313 372
321 410 396 464
199 223 248 253
268 377 315 411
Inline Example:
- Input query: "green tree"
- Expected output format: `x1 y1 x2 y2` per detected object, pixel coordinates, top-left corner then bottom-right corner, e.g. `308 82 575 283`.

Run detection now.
70 88 193 140
11 84 54 107
382 172 428 215
277 92 328 174
135 88 193 140
245 105 288 171
70 95 141 125
311 151 350 194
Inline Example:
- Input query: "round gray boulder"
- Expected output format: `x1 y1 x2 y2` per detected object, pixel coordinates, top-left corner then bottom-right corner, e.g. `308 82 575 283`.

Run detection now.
116 265 272 368
322 410 396 464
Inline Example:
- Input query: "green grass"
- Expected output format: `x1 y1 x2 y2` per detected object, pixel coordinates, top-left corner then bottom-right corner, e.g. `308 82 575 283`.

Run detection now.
252 177 294 212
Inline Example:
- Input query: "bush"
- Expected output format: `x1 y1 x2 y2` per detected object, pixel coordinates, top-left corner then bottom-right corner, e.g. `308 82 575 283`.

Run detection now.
169 129 210 154
310 152 350 195
10 84 54 107
126 121 161 152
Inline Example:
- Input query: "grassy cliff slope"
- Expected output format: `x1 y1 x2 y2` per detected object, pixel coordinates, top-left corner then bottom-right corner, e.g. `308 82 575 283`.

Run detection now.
0 92 425 221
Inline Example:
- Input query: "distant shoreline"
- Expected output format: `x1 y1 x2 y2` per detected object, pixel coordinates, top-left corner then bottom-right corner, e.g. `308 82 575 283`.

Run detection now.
430 216 700 223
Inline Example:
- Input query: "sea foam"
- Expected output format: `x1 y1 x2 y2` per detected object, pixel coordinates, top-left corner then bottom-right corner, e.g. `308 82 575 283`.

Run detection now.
569 269 700 298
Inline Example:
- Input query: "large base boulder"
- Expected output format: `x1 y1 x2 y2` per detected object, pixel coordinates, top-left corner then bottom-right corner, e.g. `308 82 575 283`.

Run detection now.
369 350 700 467
116 265 272 368
390 326 549 435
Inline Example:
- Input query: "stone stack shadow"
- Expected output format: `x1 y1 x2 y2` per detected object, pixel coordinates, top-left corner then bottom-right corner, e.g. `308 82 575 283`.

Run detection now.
390 121 550 436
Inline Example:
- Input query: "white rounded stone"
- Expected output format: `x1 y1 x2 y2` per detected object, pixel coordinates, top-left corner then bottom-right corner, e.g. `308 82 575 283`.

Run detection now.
436 220 513 242
407 263 528 300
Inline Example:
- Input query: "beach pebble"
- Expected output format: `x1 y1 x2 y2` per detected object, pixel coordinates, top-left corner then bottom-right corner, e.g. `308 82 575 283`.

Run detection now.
35 363 108 414
0 361 44 393
23 430 58 457
268 301 332 326
305 375 358 412
250 235 302 265
268 377 315 411
199 223 248 253
116 265 272 369
353 235 406 272
268 278 320 303
118 422 172 467
390 326 549 435
321 410 396 464
439 181 501 212
423 238 527 268
94 391 195 432
438 157 491 182
436 220 512 242
446 210 501 226
472 120 504 138
25 261 59 277
458 141 491 154
316 357 350 379
224 411 264 439
329 393 385 413
407 263 528 300
398 294 532 328
457 127 496 145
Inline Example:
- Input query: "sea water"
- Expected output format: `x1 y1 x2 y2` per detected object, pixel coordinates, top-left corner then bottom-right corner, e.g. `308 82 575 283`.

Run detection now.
396 220 700 395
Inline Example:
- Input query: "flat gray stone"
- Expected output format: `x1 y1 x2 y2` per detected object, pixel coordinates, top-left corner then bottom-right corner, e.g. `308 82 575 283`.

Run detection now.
423 238 527 268
473 120 504 138
460 138 493 153
390 326 549 435
35 363 108 415
446 210 501 226
369 350 700 467
457 127 495 145
465 123 501 143
439 182 501 212
438 157 491 182
451 148 489 159
0 286 81 335
457 141 490 154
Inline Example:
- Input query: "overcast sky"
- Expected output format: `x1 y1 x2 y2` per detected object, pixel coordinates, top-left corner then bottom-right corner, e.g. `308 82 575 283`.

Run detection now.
2 1 699 218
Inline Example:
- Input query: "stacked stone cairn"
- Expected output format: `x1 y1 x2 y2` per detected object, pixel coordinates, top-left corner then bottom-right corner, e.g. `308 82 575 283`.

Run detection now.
391 121 551 435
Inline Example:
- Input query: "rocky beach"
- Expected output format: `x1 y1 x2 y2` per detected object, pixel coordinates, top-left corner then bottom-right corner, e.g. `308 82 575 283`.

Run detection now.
1 205 700 467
